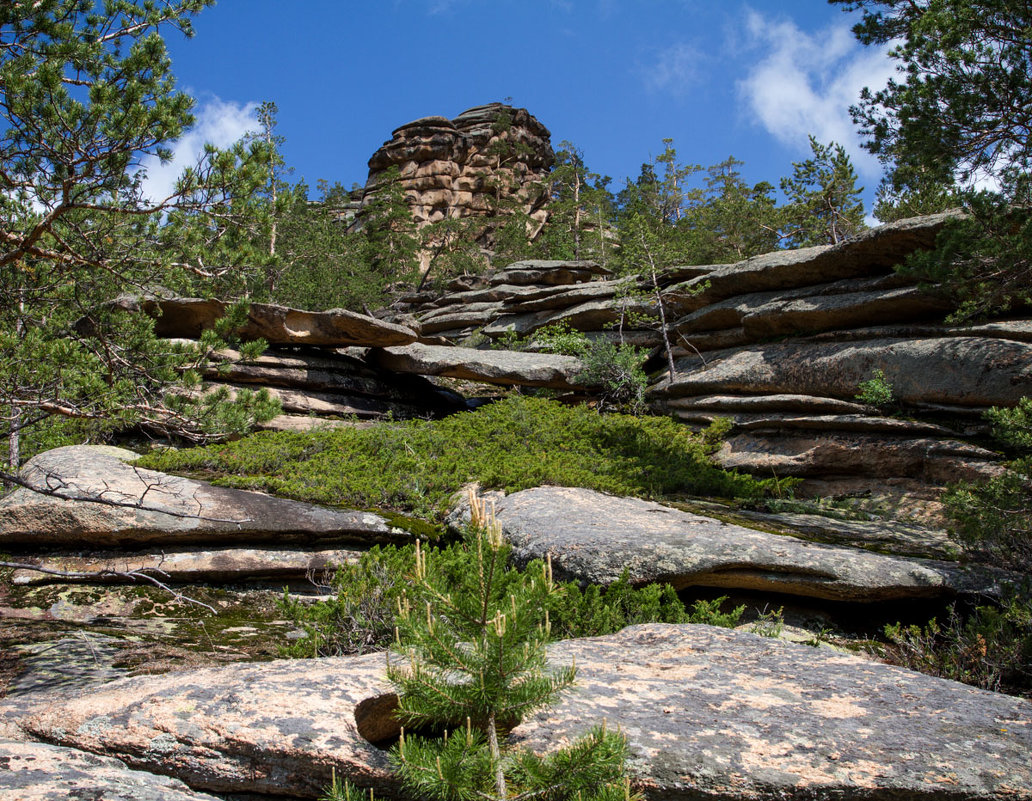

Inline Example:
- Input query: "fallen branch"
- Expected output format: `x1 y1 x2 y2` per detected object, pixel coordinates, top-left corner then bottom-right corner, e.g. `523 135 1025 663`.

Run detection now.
0 559 217 613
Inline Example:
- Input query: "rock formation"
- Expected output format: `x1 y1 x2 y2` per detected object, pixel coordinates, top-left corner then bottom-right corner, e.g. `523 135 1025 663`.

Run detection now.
4 625 1030 799
0 445 416 587
358 102 555 234
390 213 1032 503
451 486 1007 603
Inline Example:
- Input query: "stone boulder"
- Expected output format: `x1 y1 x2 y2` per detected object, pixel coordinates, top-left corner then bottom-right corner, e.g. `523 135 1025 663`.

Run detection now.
453 486 1001 602
511 625 1032 800
0 739 222 801
5 626 1030 799
367 342 594 390
654 336 1032 408
0 445 411 548
118 296 418 347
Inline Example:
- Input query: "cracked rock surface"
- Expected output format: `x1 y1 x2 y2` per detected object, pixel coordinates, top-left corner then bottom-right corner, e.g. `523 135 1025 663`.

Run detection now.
3 625 1030 799
457 486 1003 602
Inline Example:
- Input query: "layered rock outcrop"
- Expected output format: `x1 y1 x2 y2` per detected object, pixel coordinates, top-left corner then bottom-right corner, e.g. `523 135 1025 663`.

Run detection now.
0 445 414 586
451 486 1006 603
392 213 1031 501
360 103 554 229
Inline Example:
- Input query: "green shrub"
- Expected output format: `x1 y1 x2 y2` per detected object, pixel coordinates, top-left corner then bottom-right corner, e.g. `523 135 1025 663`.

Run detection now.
138 396 771 519
279 545 412 658
883 587 1032 697
547 570 688 639
855 368 895 408
528 321 589 357
576 340 648 413
749 605 785 638
387 496 638 801
280 547 703 658
942 397 1032 572
685 596 746 628
892 396 1032 698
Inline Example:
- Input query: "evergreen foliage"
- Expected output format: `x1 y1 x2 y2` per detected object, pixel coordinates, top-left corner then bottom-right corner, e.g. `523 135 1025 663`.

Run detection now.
279 541 697 659
832 0 1031 319
884 395 1032 698
942 397 1032 572
780 136 865 246
830 0 1032 190
854 369 895 409
687 157 782 262
540 142 616 264
0 0 280 472
884 586 1032 697
897 180 1032 322
386 493 638 801
138 396 772 519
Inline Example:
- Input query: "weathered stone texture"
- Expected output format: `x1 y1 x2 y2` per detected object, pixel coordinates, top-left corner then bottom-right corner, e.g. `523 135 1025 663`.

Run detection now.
361 103 554 228
0 445 409 548
452 486 1004 602
5 626 1030 800
512 625 1032 801
0 738 222 801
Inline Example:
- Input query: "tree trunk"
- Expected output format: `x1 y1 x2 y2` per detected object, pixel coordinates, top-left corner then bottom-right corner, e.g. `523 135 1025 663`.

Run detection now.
486 712 507 799
573 169 582 260
8 287 25 470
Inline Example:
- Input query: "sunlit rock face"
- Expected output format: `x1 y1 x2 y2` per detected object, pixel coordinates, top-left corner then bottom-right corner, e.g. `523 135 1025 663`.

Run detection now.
359 103 554 236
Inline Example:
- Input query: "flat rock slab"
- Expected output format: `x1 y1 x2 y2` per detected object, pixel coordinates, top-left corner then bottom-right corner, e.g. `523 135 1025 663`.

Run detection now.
210 381 449 420
661 211 960 315
655 336 1032 408
511 624 1032 800
716 430 1002 484
368 342 594 390
463 486 996 602
0 445 409 548
489 259 609 286
8 653 394 797
660 393 874 415
0 738 222 801
203 346 463 413
122 296 417 347
10 546 360 585
5 626 1030 800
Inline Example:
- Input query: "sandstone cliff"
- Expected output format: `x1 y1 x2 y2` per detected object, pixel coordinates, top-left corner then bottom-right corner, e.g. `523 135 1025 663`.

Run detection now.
357 103 554 240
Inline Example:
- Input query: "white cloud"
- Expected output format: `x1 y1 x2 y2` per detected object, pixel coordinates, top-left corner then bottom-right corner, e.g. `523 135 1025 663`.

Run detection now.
641 42 704 96
137 97 258 204
737 9 894 177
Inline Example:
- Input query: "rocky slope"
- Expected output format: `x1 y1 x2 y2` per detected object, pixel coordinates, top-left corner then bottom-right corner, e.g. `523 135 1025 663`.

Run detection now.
390 212 1031 507
4 212 1031 799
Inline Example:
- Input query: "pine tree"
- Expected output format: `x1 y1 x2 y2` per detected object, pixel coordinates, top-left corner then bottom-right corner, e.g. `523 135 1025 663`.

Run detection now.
687 156 782 262
831 0 1031 320
780 136 865 246
382 491 638 801
0 0 280 471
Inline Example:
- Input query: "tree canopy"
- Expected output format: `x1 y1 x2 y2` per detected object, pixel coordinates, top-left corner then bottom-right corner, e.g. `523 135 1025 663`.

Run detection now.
0 0 278 470
830 0 1031 189
831 0 1032 319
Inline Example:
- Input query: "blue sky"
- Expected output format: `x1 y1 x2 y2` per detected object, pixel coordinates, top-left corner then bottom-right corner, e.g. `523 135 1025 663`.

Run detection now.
154 1 895 215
